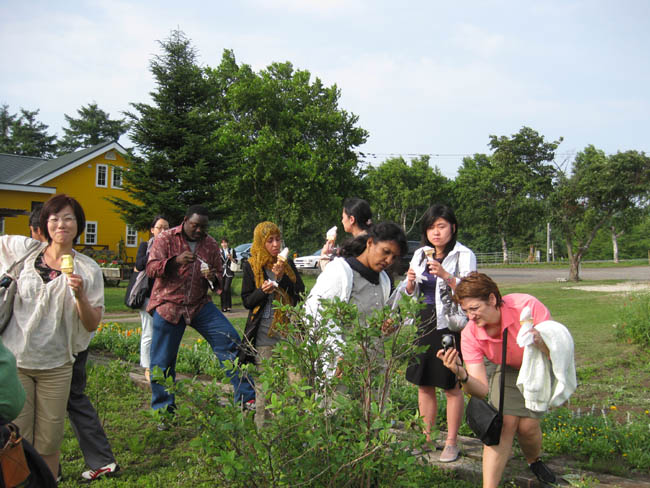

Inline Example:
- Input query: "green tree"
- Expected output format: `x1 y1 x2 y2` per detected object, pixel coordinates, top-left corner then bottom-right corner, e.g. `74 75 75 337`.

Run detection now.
365 155 451 238
209 50 368 250
455 127 561 262
109 30 220 227
0 104 16 152
550 146 650 280
57 102 129 154
0 107 57 158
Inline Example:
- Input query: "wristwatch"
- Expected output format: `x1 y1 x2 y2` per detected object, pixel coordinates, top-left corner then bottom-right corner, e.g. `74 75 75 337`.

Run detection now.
459 367 469 384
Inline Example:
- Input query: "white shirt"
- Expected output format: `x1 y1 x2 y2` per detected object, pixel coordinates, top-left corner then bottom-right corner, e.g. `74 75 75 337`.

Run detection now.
394 241 477 330
0 235 105 369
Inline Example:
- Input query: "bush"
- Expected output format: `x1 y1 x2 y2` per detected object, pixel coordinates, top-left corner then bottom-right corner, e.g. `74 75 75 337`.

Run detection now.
614 292 650 347
165 296 478 487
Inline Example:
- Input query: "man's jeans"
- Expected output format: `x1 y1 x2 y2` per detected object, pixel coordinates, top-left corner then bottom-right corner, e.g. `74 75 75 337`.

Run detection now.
150 302 255 411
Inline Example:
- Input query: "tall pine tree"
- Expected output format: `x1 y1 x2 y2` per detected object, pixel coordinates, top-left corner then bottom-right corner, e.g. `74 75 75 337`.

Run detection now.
0 106 57 158
57 103 129 154
109 30 223 227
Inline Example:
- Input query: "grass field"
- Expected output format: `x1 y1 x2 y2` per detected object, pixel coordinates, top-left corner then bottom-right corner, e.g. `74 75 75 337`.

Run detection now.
103 272 650 414
62 270 650 486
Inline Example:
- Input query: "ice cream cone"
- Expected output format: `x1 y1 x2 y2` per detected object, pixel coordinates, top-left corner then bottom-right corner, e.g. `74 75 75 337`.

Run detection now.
200 261 210 278
61 254 74 275
424 248 435 261
61 254 76 299
277 247 289 263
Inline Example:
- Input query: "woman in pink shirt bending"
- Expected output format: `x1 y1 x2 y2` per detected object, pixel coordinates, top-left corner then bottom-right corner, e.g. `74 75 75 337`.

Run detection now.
437 272 556 488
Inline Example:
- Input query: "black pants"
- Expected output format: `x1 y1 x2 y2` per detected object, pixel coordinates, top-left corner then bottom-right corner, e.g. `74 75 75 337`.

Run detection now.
220 274 233 310
67 349 116 470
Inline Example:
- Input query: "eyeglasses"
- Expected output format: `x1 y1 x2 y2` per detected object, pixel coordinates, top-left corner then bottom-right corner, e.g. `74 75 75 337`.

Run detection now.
47 216 76 225
154 225 169 230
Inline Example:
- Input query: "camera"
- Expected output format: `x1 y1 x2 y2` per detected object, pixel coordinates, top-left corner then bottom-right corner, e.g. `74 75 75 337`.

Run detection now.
0 275 13 289
441 334 456 352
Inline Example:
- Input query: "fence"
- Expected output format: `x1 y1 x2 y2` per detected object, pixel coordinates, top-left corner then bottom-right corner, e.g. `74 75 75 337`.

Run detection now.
475 251 537 266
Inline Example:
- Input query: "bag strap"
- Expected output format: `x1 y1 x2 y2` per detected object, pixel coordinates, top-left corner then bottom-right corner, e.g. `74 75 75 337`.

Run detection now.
498 327 508 416
6 240 41 277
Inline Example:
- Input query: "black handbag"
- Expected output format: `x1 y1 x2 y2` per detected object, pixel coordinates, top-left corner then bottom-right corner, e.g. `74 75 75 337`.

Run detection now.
465 327 508 446
124 270 149 309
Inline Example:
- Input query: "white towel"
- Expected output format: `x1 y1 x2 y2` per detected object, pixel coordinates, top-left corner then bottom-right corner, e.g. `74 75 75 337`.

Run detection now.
516 320 578 412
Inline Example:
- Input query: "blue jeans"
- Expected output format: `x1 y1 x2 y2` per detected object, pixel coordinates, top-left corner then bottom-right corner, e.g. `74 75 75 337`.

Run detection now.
150 302 255 411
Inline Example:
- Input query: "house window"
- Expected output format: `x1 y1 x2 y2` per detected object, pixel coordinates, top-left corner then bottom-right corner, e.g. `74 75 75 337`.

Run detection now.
85 221 97 245
96 164 108 187
0 218 4 235
112 167 123 189
126 225 137 247
105 150 117 160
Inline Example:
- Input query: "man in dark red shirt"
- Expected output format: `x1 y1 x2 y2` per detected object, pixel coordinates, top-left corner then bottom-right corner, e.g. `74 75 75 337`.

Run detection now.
146 205 255 412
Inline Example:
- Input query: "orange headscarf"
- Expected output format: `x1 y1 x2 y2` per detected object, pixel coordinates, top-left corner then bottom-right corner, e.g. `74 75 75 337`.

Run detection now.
248 221 297 336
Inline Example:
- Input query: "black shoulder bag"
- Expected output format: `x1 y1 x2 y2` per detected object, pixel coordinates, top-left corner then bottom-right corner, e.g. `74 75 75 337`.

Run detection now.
465 327 508 446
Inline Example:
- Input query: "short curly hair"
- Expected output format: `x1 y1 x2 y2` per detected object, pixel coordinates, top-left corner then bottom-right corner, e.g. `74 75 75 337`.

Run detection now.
454 272 503 307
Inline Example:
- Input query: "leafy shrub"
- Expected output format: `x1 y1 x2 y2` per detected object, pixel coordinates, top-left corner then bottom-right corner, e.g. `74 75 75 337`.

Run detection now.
614 292 650 347
166 296 478 487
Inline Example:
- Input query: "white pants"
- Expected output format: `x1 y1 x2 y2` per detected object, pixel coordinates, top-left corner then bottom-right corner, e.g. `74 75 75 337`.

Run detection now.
139 297 153 369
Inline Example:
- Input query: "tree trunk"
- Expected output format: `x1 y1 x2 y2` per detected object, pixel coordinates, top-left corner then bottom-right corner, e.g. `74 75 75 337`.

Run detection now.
566 240 581 281
611 226 623 263
501 236 509 264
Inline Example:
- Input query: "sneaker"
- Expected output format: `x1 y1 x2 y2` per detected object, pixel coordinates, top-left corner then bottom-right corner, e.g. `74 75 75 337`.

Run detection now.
529 459 557 485
81 462 120 481
439 444 460 463
244 399 255 411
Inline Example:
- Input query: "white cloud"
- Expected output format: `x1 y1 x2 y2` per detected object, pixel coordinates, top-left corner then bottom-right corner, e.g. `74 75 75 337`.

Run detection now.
450 23 506 58
246 0 368 17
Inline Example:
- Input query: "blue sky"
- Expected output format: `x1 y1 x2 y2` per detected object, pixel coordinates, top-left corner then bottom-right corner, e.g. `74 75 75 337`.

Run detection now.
1 0 649 177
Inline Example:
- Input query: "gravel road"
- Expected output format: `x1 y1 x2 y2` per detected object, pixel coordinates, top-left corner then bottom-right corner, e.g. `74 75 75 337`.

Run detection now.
478 265 649 284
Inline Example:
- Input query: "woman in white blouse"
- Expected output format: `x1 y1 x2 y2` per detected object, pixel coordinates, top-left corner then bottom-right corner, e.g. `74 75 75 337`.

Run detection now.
0 194 103 477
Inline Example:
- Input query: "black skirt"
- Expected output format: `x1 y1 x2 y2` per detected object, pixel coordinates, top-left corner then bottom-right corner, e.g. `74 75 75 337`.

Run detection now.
405 304 462 389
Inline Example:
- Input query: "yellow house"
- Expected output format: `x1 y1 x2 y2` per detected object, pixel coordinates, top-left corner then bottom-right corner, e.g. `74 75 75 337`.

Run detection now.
0 140 148 263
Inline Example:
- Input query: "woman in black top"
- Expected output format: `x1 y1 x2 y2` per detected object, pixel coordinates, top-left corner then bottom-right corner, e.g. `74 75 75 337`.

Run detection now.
135 215 169 382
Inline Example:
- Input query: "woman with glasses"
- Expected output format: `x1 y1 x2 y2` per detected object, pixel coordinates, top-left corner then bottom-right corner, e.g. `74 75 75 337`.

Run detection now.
135 215 170 382
0 194 104 478
437 272 558 488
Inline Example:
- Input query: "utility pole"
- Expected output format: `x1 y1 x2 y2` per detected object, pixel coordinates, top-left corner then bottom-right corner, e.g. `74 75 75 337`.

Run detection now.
546 222 551 263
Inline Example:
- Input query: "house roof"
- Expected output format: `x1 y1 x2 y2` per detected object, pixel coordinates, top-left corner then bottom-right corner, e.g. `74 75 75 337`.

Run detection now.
0 153 48 183
13 140 128 185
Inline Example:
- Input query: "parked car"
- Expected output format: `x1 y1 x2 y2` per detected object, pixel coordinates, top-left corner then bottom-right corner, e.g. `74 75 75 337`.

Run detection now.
231 243 252 272
294 250 321 269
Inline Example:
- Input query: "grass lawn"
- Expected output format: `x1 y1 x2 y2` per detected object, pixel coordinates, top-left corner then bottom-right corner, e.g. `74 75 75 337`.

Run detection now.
103 273 649 413
103 273 319 313
73 271 650 485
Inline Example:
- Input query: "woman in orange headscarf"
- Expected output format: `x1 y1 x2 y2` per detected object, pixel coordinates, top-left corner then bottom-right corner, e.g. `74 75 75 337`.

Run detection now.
241 221 304 428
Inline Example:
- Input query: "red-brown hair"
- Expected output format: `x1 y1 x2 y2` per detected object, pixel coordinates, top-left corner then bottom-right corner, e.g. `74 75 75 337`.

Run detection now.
454 272 503 307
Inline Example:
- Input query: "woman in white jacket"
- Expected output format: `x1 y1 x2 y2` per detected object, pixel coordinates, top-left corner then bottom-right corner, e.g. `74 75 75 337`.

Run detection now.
305 222 407 380
398 204 476 462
